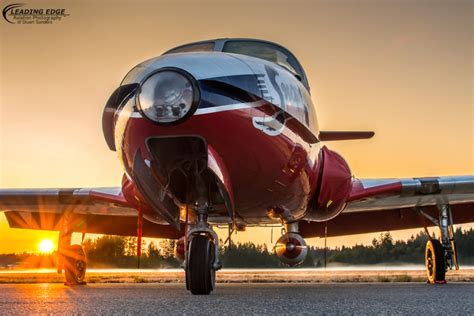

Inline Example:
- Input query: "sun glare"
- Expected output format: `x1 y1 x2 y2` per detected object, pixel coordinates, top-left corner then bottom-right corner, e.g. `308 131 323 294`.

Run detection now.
38 239 54 253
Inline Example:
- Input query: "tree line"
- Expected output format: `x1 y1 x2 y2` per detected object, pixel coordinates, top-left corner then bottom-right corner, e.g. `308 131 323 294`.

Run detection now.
1 228 474 268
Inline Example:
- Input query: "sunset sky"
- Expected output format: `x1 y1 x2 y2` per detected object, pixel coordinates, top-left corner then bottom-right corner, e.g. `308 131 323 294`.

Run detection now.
0 0 472 253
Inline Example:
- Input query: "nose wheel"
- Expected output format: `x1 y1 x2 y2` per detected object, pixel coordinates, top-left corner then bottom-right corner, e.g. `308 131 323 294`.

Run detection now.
181 158 222 294
183 202 221 295
186 235 216 295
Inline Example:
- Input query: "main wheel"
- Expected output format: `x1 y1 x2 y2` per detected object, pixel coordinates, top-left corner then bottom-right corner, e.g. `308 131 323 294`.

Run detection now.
425 239 446 284
186 235 215 295
64 245 87 285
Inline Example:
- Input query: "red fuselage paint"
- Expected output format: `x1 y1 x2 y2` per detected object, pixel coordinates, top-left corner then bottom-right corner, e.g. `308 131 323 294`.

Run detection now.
106 52 355 225
118 101 351 225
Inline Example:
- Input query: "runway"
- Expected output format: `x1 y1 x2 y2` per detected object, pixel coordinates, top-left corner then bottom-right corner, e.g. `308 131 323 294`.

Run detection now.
1 283 473 314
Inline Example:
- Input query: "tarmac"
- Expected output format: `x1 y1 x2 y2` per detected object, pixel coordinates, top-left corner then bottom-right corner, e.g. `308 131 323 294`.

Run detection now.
1 283 473 314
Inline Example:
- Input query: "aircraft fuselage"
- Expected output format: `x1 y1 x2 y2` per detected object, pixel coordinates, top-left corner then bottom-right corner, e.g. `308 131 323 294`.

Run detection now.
106 52 351 228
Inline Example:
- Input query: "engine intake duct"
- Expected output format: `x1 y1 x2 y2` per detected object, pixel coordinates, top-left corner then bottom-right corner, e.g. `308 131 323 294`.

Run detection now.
305 146 352 222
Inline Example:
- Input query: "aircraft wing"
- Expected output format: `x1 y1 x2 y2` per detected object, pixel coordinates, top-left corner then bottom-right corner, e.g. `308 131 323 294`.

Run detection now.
0 188 182 239
300 176 474 238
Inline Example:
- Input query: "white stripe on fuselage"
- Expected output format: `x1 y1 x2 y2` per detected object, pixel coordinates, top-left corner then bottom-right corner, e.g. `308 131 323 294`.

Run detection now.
194 100 265 115
129 100 266 118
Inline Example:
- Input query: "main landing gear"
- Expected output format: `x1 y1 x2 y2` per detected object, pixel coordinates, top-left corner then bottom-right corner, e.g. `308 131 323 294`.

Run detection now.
183 202 221 295
57 214 87 285
416 204 459 284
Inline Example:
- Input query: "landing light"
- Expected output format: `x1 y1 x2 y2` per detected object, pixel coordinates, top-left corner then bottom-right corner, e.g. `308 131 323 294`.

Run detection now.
137 69 199 125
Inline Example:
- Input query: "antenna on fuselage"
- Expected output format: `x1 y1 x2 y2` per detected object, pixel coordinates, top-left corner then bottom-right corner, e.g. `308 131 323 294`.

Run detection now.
324 222 328 271
136 205 143 269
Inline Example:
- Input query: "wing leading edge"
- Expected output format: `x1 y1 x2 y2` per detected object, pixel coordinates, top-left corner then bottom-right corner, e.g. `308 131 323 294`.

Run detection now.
0 187 182 239
300 175 474 238
0 187 133 216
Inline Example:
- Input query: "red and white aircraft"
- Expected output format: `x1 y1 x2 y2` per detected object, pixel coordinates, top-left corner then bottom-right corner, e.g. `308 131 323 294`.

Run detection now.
1 38 473 294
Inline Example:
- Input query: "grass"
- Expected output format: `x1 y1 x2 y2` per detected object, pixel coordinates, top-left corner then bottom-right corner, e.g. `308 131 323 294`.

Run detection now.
1 268 473 284
393 275 413 282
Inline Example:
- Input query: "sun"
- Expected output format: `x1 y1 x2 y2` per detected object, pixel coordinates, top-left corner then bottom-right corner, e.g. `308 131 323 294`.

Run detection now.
38 239 55 253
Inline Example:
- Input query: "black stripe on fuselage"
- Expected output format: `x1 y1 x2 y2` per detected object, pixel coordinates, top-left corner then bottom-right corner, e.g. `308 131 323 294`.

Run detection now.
198 75 263 108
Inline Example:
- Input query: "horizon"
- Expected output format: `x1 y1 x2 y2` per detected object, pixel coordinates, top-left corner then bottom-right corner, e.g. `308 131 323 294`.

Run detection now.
2 227 474 272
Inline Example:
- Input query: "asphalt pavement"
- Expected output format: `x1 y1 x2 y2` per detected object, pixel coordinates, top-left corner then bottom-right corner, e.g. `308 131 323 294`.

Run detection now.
1 283 473 314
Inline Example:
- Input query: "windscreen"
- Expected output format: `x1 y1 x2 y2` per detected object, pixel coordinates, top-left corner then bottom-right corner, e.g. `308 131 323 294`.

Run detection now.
223 41 303 78
165 42 215 54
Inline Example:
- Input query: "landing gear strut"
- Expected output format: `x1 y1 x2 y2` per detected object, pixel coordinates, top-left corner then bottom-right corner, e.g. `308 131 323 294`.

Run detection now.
57 213 87 285
416 204 459 284
183 202 221 295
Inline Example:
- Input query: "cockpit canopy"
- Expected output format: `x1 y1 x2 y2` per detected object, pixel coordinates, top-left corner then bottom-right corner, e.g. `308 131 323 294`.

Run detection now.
163 38 310 91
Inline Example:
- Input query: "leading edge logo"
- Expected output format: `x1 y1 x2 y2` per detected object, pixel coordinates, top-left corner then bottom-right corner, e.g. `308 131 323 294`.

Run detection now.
3 3 70 24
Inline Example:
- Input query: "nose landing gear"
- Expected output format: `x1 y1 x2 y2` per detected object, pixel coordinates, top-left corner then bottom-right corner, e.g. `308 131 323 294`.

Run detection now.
186 234 217 294
416 204 459 284
183 203 221 295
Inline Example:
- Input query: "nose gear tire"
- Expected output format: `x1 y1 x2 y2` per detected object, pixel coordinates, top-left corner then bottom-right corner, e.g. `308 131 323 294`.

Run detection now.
186 235 215 295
